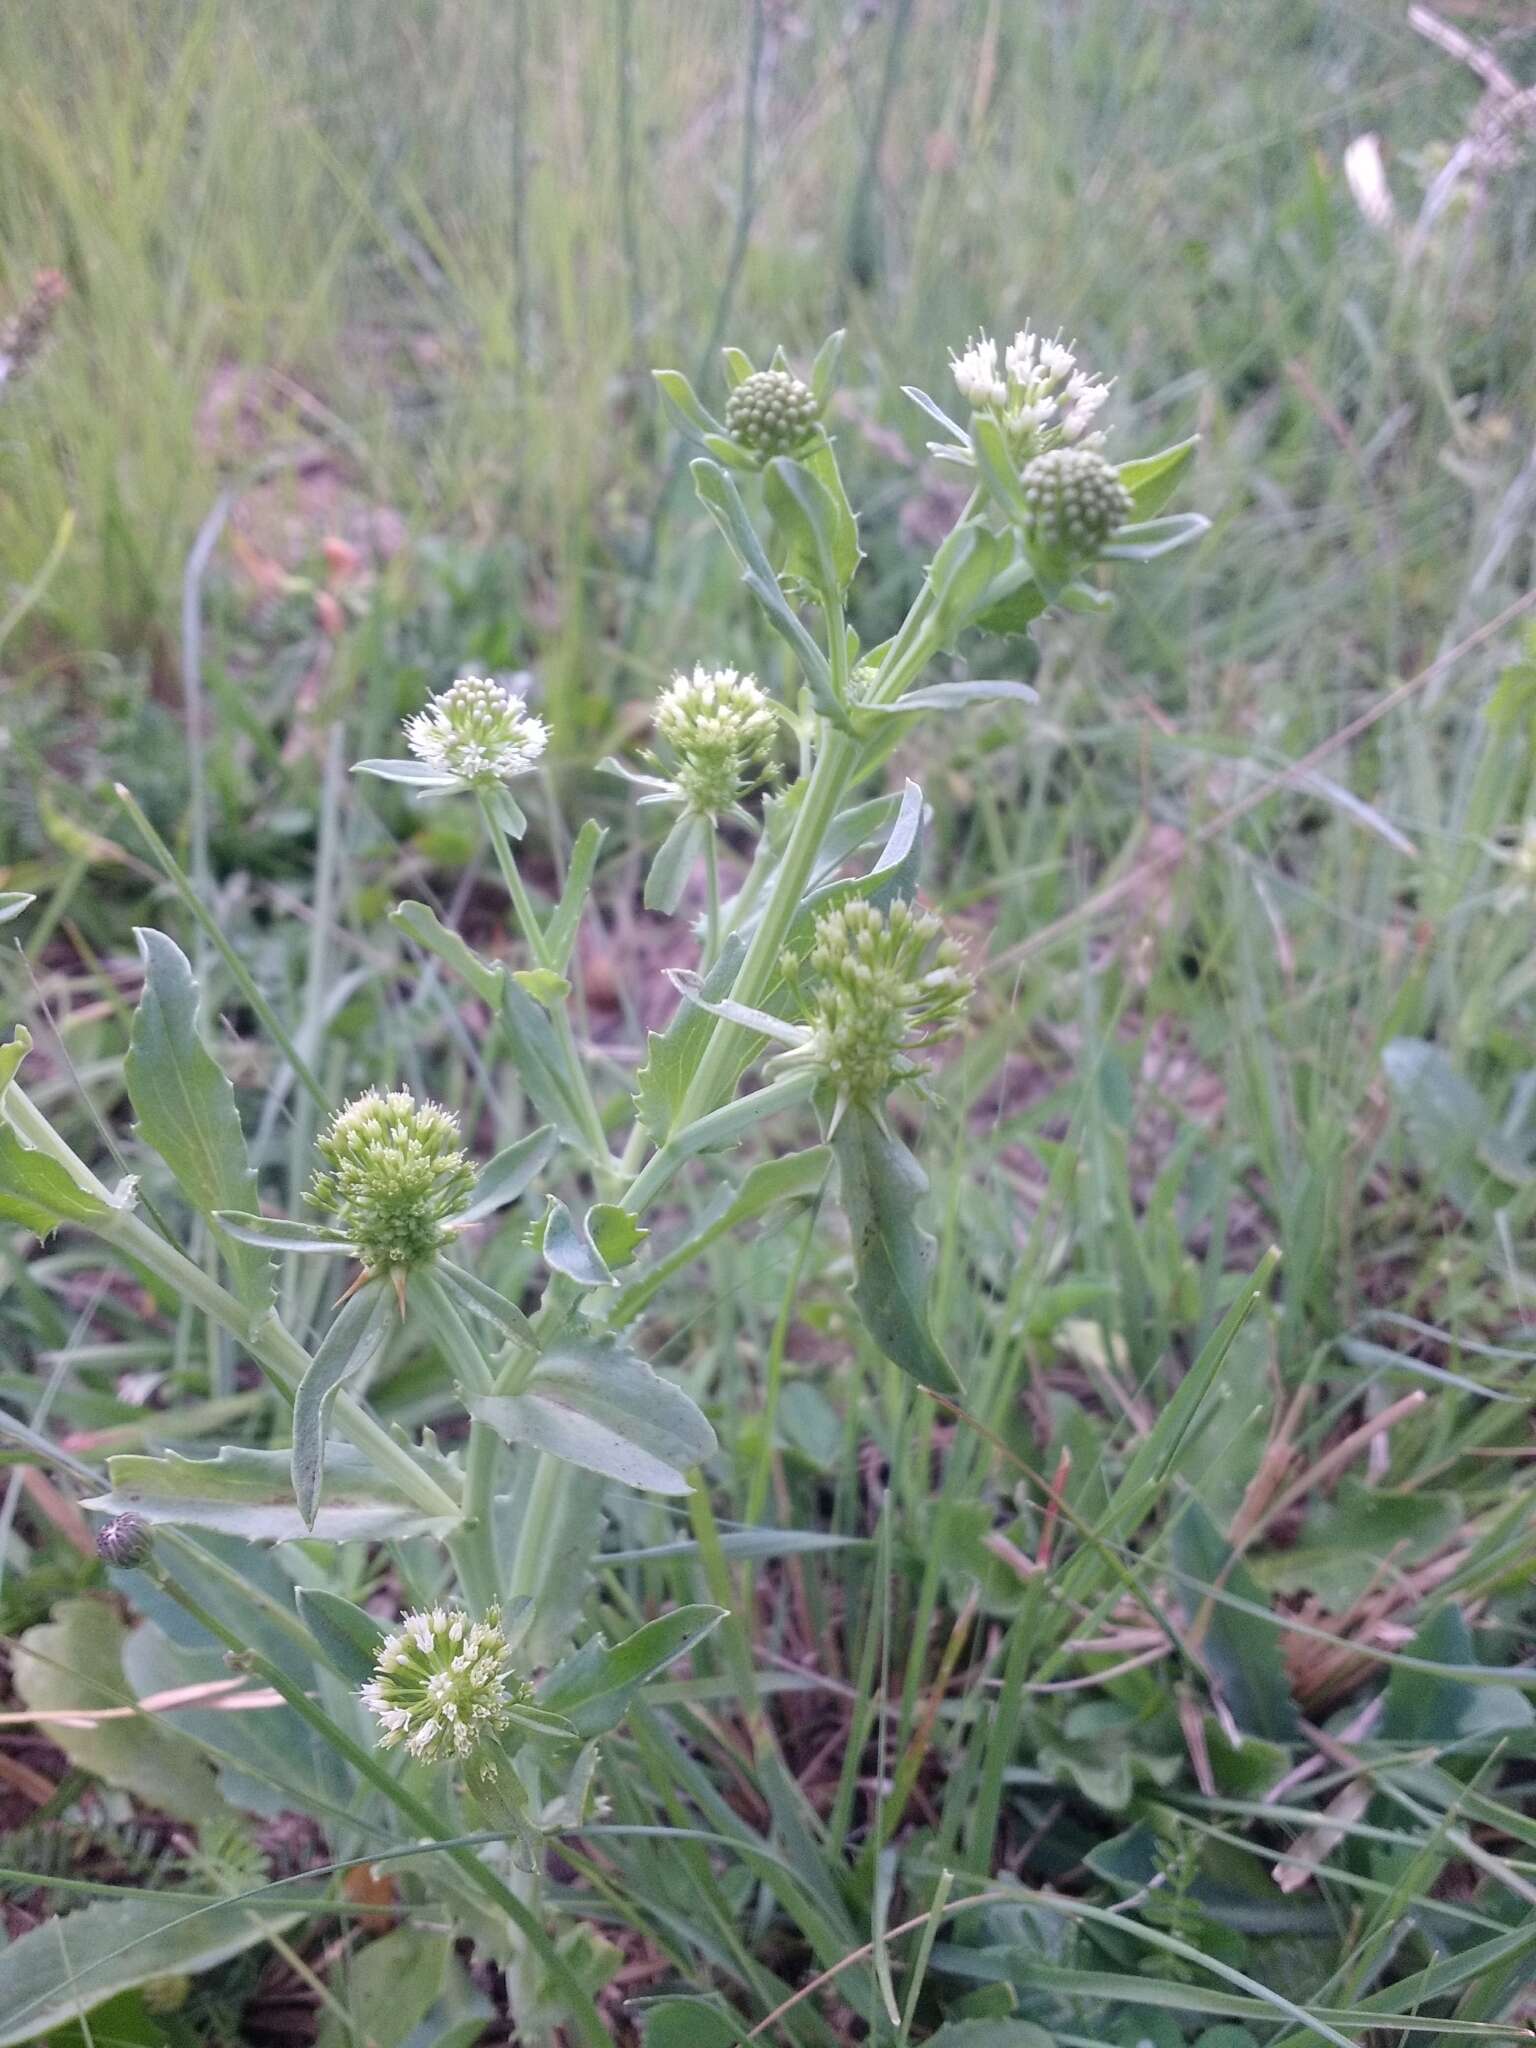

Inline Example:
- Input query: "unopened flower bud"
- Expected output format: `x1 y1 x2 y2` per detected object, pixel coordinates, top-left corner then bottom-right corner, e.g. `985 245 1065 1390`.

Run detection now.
96 1513 152 1569
310 1090 474 1275
725 370 820 457
785 898 972 1106
360 1604 528 1764
1020 447 1132 553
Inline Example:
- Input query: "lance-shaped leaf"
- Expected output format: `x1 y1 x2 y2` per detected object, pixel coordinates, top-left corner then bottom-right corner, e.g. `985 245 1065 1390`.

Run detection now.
634 932 748 1140
458 1125 556 1225
645 809 708 915
391 899 502 1006
1100 511 1211 561
764 454 858 600
291 1283 397 1527
902 382 971 448
216 1211 350 1255
435 1260 538 1347
652 365 724 442
544 818 607 971
471 1335 716 1494
539 1604 726 1738
0 890 35 924
124 929 274 1315
857 678 1039 722
794 777 924 937
1117 434 1198 519
831 1105 960 1392
296 1585 387 1686
353 758 459 789
84 1444 459 1543
1171 1496 1299 1745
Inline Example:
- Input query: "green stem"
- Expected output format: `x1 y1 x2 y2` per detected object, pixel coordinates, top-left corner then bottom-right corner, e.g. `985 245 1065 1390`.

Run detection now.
703 828 721 968
504 1443 569 1609
147 1539 611 2048
670 724 857 1131
478 794 613 1173
416 1273 505 1616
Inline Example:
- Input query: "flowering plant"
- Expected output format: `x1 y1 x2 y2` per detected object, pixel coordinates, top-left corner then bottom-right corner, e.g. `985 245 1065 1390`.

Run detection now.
1 325 1203 2036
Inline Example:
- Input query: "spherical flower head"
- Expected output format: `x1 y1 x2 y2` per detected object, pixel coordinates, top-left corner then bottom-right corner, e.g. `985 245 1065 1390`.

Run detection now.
654 665 778 817
309 1089 475 1275
1020 447 1132 554
405 677 548 789
951 325 1114 462
725 370 820 458
360 1605 530 1765
790 899 972 1106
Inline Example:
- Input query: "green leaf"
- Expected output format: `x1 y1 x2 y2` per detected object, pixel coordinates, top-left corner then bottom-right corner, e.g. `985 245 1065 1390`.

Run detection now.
545 818 607 971
471 1335 717 1494
539 1604 726 1738
11 1596 226 1824
764 452 860 600
84 1444 459 1543
215 1212 349 1253
926 2025 1055 2047
124 929 274 1314
538 1195 617 1288
635 933 748 1140
808 327 845 405
1172 1496 1299 1744
0 1890 304 2047
645 809 707 915
0 889 35 924
1100 511 1210 561
689 458 846 726
831 1106 959 1392
390 898 502 1006
643 1999 745 2047
0 1121 117 1238
295 1585 387 1686
316 1927 458 2048
973 578 1048 640
292 1282 397 1528
435 1259 538 1347
587 1202 647 1270
458 1125 556 1224
970 413 1033 524
794 777 925 938
1383 1037 1503 1210
611 1146 831 1326
858 678 1039 721
1382 1603 1534 1743
512 966 571 1007
652 366 723 441
1117 434 1198 518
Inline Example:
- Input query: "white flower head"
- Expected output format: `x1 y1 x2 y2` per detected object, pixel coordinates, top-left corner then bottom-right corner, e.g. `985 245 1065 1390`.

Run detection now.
403 676 549 790
360 1604 528 1765
649 664 779 819
949 321 1114 462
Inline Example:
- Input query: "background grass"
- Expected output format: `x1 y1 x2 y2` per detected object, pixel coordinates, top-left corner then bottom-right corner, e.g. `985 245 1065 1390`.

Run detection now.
3 2 1536 2044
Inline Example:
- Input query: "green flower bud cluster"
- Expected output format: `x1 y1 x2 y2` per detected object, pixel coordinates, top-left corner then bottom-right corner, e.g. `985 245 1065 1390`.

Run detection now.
360 1604 528 1765
654 665 778 818
405 676 548 789
725 370 820 457
1020 447 1133 554
786 899 972 1106
309 1090 475 1275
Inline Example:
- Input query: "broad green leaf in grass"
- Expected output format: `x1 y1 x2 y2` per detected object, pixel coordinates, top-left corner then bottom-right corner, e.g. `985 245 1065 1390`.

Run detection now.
1116 435 1199 517
315 1927 465 2048
11 1596 226 1824
0 1890 305 2048
635 932 748 1139
831 1105 960 1393
642 2000 746 2047
610 1145 830 1326
1172 1496 1300 1744
295 1585 387 1687
123 928 274 1314
644 809 707 915
83 1445 460 1543
471 1334 716 1493
538 1604 726 1738
1382 1038 1506 1210
1261 1477 1464 1604
0 889 35 923
291 1281 396 1528
1382 1603 1534 1744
